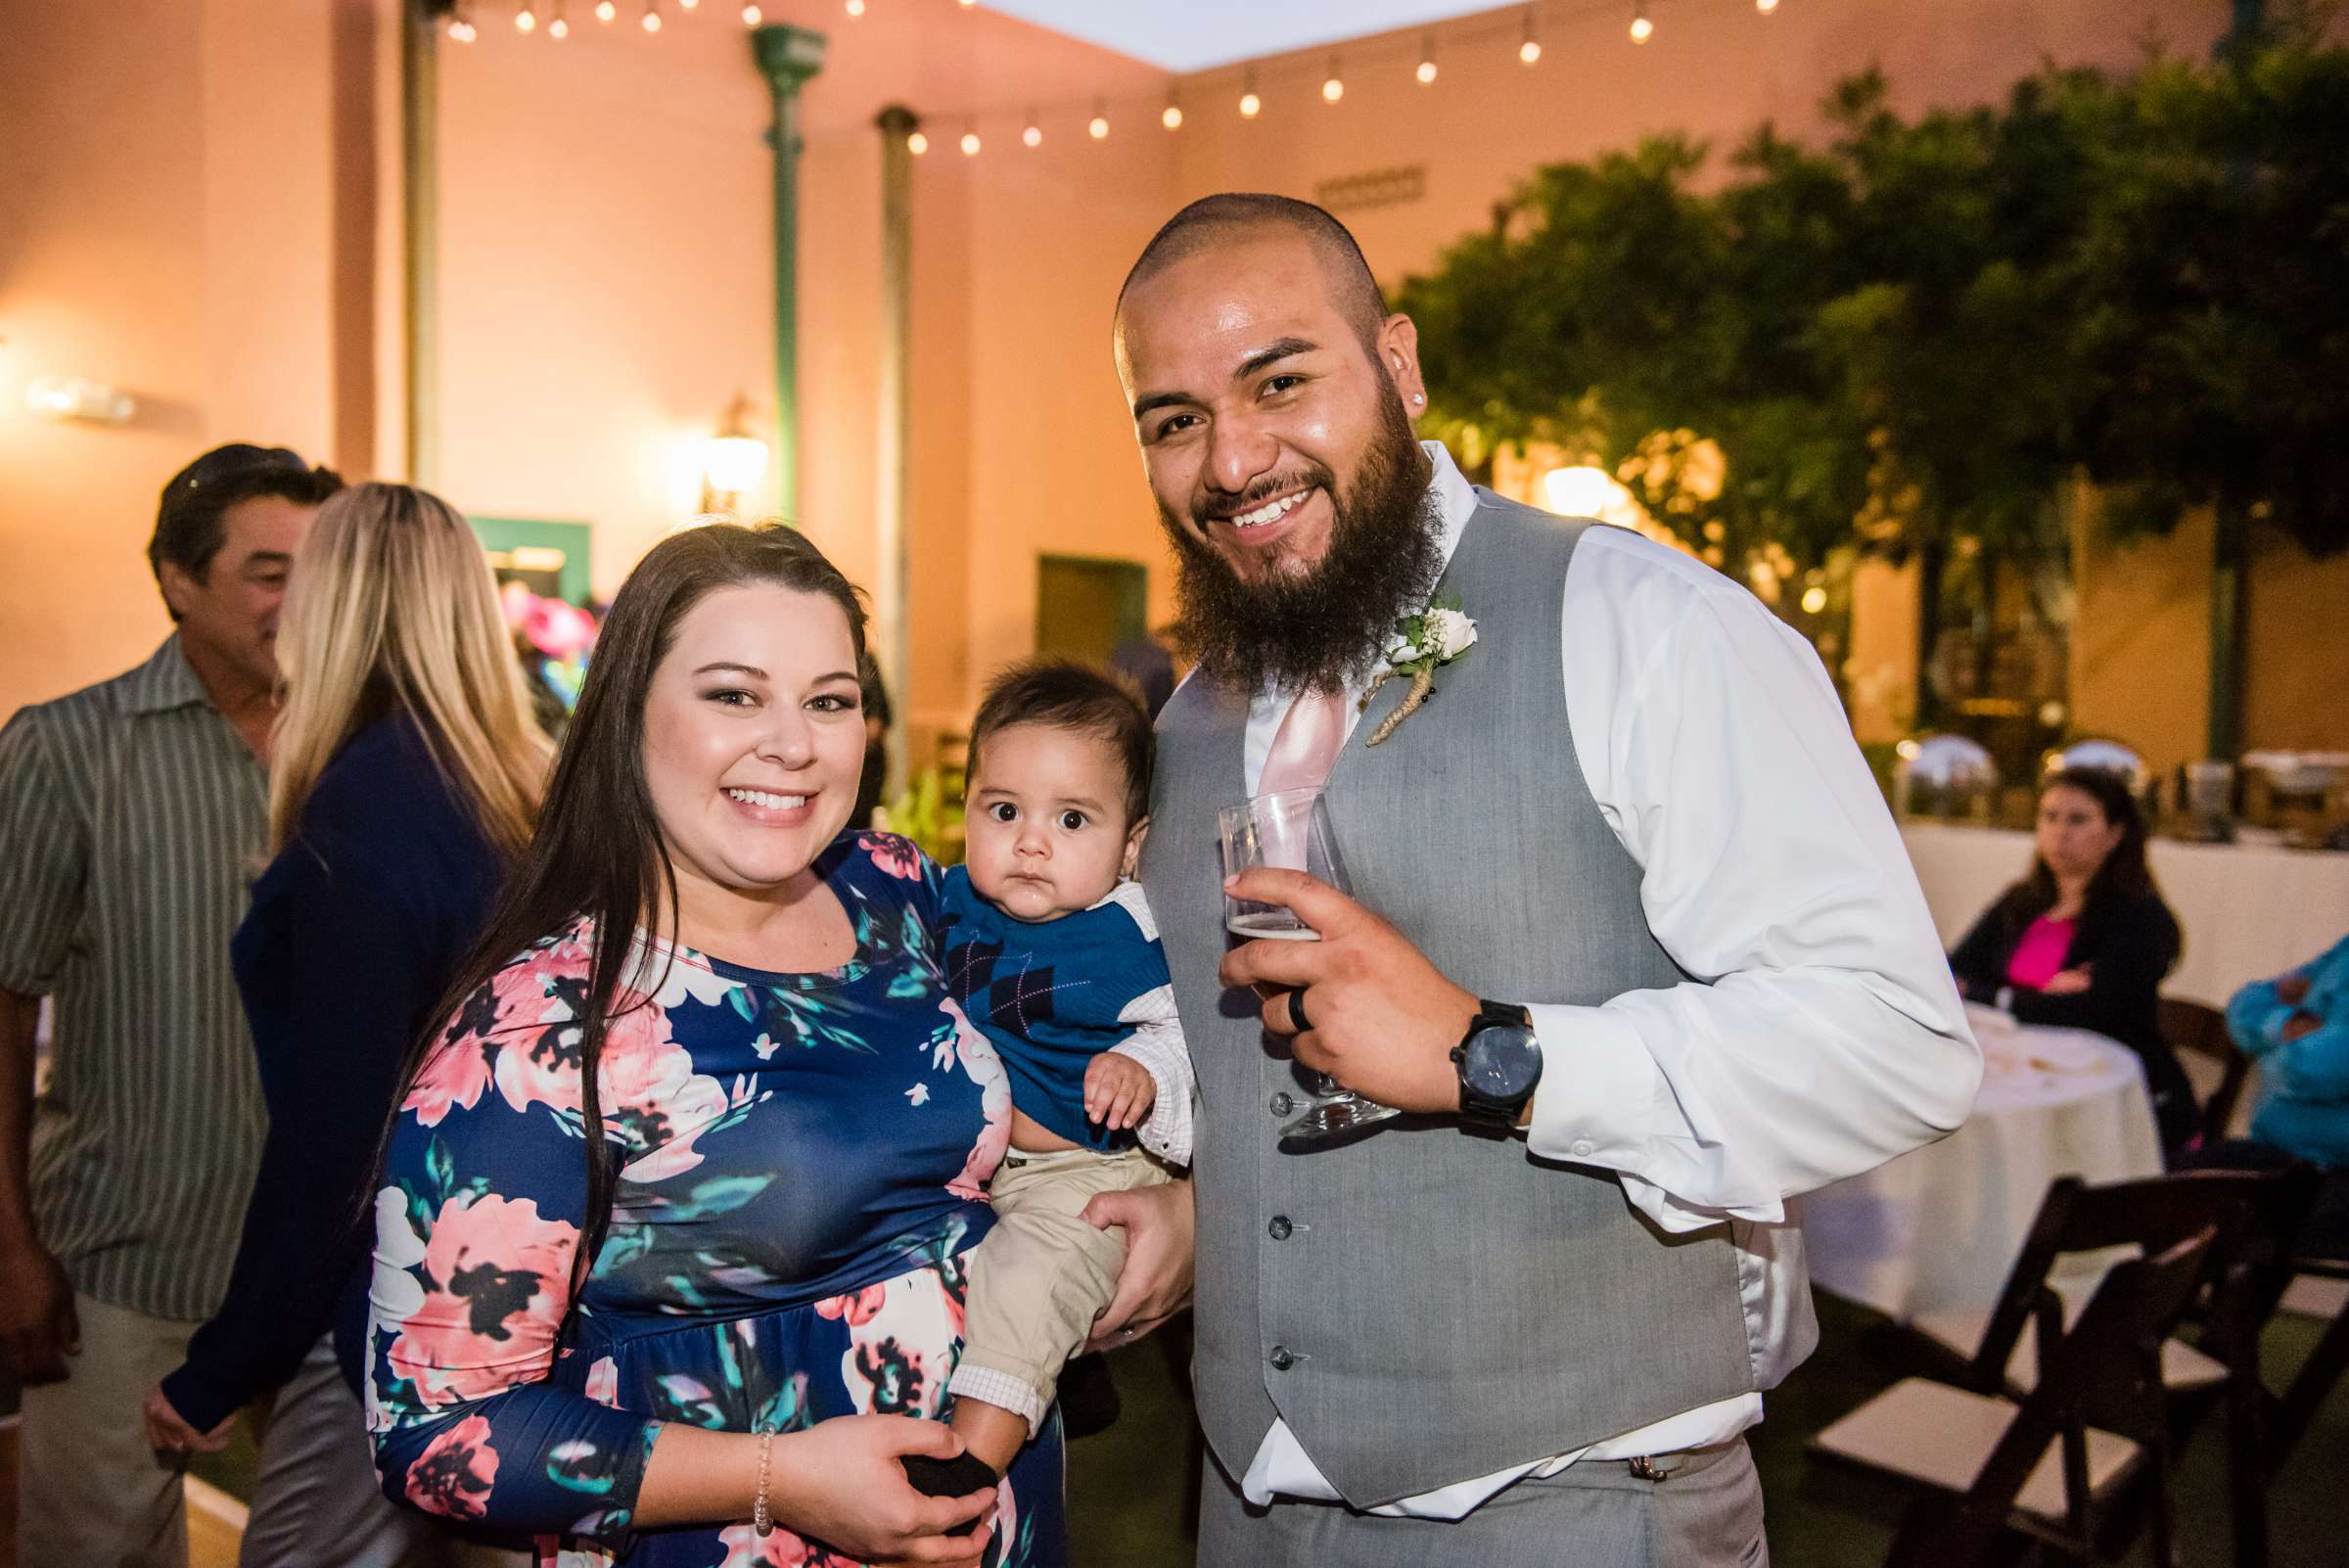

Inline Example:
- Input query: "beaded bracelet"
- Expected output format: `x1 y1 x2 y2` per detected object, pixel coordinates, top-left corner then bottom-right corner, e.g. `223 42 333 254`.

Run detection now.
752 1430 776 1537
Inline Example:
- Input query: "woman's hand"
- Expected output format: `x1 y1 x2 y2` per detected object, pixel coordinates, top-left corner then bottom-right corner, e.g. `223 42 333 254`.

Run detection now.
1082 1179 1195 1352
2042 965 2094 996
769 1415 995 1566
141 1384 235 1469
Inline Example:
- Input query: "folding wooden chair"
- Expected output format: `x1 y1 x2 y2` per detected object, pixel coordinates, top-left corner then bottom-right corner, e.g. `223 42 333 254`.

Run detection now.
2160 996 2254 1147
1816 1227 2219 1568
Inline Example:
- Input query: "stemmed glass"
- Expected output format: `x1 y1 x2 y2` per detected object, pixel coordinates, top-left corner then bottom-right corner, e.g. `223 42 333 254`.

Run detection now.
1217 788 1401 1144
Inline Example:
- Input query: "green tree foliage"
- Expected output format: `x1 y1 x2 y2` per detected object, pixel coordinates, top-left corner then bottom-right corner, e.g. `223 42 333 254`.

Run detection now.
1397 30 2349 569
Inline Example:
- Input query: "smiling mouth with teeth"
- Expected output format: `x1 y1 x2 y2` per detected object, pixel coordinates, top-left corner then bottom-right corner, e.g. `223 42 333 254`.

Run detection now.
1224 486 1315 530
724 786 809 810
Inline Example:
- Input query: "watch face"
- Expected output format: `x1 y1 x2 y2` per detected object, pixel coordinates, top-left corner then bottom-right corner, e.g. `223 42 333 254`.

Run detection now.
1465 1025 1542 1101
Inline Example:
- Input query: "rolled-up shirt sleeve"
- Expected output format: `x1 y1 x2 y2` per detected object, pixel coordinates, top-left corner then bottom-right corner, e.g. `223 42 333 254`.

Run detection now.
1110 985 1194 1166
0 708 86 995
1524 531 1980 1231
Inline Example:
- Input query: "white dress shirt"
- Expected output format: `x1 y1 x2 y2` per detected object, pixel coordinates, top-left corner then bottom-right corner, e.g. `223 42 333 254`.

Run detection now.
1234 442 1980 1518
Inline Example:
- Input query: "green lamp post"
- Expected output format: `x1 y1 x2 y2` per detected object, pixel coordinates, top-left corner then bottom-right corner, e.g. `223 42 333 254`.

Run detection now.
753 24 826 524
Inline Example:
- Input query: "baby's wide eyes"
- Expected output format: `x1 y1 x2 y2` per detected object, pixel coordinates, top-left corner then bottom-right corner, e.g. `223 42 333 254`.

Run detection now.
987 802 1018 823
1058 809 1088 832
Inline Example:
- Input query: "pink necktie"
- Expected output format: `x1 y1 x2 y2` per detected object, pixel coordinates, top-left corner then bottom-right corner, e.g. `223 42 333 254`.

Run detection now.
1258 686 1352 797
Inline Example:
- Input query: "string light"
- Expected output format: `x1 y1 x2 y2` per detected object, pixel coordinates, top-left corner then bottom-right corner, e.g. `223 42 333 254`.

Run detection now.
1321 56 1344 104
1239 69 1261 118
1022 111 1042 148
1756 0 1779 10
641 0 662 29
1088 98 1110 138
958 0 978 7
1519 9 1542 64
447 6 478 40
516 3 536 31
547 0 569 35
595 0 616 20
845 0 863 15
679 0 697 9
740 2 760 21
960 124 981 156
1629 6 1653 41
1416 35 1438 84
907 128 929 155
1162 95 1183 130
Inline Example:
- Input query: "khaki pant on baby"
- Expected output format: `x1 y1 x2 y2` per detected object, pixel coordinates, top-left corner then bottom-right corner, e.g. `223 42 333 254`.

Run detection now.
956 1146 1174 1420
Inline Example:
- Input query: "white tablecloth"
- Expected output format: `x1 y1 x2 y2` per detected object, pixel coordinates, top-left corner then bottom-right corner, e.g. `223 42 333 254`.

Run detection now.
1900 822 2349 1007
1804 1005 2164 1320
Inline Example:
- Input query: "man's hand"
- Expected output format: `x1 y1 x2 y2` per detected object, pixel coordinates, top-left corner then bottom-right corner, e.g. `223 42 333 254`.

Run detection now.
141 1384 235 1470
1218 868 1477 1115
1082 1180 1194 1353
1083 1053 1157 1132
0 1239 78 1385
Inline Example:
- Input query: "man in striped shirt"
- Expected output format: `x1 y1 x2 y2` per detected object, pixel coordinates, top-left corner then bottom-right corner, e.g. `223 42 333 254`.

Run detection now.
0 443 339 1567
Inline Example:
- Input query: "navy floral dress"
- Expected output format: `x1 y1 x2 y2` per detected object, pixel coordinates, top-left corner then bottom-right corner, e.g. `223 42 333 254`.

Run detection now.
366 834 1066 1568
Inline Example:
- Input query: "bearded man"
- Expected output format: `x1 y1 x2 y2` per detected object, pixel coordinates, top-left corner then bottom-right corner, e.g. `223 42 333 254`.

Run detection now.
1081 194 1982 1565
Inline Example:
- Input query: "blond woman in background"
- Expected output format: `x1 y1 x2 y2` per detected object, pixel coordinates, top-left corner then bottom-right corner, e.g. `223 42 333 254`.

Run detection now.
143 483 550 1567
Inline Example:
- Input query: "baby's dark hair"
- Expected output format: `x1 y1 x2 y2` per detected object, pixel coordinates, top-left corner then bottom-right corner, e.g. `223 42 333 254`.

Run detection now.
967 660 1153 828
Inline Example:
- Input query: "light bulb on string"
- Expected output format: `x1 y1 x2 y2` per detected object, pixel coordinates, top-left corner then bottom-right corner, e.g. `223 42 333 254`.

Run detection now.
516 3 536 31
1416 35 1438 84
960 125 981 157
958 0 977 7
845 0 863 15
907 128 929 155
679 0 697 9
1321 57 1344 104
548 0 569 34
1756 0 1778 11
1519 9 1542 65
595 0 616 21
1239 69 1261 119
447 8 478 40
1629 7 1653 41
740 1 760 20
1162 96 1183 130
1022 111 1042 148
1088 99 1110 139
642 0 662 29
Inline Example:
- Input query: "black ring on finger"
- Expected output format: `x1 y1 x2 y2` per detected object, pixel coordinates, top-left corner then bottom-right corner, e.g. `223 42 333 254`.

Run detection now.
1286 987 1313 1035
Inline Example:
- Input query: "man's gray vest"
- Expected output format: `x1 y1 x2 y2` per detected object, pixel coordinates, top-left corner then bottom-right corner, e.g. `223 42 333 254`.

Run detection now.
1141 494 1796 1507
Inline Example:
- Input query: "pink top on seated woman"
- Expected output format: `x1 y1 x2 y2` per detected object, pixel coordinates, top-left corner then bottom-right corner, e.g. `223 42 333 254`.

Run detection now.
1948 765 2194 1153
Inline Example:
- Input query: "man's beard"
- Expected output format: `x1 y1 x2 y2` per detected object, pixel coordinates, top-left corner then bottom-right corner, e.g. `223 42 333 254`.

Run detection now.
1163 406 1443 698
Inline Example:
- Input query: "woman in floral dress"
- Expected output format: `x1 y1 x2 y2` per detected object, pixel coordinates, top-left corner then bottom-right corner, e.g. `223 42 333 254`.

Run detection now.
366 524 1060 1568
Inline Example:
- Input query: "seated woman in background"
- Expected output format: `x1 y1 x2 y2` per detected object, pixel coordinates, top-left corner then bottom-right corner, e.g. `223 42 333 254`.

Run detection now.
142 483 553 1564
1949 765 2196 1153
2191 933 2349 1259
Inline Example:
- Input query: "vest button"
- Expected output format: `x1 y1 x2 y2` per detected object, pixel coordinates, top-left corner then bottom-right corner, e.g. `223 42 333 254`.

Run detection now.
1268 1346 1295 1371
1270 1092 1296 1116
1267 1215 1293 1240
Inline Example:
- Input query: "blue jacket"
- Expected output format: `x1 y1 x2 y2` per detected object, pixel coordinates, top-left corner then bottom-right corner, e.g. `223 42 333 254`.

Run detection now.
2227 933 2349 1171
160 714 511 1429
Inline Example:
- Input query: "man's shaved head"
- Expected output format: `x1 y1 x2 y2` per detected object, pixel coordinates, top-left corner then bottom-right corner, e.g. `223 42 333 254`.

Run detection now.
1116 193 1391 356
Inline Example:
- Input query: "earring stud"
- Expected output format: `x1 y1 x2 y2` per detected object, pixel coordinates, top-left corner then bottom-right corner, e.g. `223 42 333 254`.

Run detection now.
1412 393 1425 405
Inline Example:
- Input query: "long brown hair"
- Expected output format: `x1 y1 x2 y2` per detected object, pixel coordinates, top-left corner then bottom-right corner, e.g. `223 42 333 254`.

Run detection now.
270 483 551 856
387 523 867 1292
1996 765 2157 927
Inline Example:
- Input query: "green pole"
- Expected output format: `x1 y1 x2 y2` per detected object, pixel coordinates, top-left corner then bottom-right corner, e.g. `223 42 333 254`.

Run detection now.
403 1 440 485
753 24 826 524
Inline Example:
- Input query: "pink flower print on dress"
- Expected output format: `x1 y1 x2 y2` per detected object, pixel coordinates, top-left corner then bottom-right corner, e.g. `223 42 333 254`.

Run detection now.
859 832 925 882
403 1413 500 1519
388 1193 579 1408
936 998 1009 1203
813 1281 889 1327
834 1266 956 1419
599 993 731 1182
402 1028 493 1128
713 1523 857 1568
583 1356 620 1407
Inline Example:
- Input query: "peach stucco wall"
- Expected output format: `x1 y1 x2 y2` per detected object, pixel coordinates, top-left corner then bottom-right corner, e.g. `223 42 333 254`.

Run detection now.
10 0 2335 771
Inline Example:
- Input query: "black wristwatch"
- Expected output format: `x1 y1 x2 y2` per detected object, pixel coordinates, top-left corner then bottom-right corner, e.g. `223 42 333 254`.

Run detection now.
1451 999 1542 1130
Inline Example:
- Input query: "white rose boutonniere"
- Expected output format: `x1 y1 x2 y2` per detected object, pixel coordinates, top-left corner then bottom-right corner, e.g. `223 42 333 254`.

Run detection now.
1360 595 1477 747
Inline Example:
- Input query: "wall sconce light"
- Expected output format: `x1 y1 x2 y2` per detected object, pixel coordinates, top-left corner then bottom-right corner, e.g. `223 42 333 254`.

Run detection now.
26 376 137 425
700 393 768 513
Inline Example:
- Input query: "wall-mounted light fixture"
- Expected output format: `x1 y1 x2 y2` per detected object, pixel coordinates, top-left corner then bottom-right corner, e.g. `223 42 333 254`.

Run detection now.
699 393 768 513
26 376 137 425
